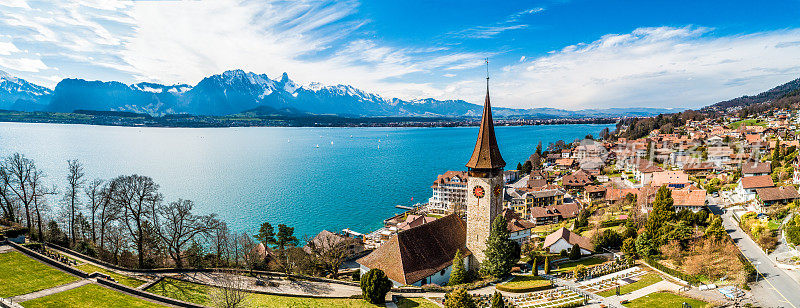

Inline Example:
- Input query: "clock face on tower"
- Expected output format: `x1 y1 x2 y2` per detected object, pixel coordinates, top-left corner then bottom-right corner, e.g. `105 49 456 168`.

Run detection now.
472 186 485 198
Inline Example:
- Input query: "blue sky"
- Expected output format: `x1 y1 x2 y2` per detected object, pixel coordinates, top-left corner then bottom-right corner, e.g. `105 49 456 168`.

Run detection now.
1 0 800 110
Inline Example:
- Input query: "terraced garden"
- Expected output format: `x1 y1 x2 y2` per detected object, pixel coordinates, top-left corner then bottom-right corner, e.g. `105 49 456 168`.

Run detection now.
598 273 662 297
74 263 146 288
0 250 80 297
21 284 165 308
623 291 709 308
147 278 378 307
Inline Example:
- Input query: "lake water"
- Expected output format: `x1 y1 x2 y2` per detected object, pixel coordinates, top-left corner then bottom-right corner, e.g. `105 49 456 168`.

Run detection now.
0 122 614 237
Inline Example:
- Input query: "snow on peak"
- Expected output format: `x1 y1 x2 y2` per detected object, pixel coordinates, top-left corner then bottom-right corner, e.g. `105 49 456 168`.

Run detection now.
304 82 325 92
0 70 20 84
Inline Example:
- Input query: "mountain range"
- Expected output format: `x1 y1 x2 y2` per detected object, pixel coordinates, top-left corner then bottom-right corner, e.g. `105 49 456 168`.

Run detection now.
2 69 682 118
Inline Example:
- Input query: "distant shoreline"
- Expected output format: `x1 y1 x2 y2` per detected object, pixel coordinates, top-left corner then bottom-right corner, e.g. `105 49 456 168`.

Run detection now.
0 110 620 128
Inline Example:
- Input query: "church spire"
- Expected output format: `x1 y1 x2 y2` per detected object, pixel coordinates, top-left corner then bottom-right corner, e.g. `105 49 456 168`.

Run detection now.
465 59 505 170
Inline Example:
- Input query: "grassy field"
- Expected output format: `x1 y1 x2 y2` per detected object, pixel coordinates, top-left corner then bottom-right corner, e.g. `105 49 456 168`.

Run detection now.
147 278 380 307
496 275 552 292
554 257 607 273
395 297 439 308
598 273 662 297
623 291 709 308
22 284 166 308
0 251 80 297
729 119 767 129
75 263 146 288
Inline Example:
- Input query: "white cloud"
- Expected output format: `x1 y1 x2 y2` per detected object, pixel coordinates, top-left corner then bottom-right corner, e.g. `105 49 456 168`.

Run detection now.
1 1 800 111
450 7 544 39
468 26 800 110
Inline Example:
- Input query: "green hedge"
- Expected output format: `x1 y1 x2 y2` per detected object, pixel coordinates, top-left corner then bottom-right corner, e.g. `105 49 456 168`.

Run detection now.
494 276 553 293
495 283 554 293
600 219 628 228
643 257 700 285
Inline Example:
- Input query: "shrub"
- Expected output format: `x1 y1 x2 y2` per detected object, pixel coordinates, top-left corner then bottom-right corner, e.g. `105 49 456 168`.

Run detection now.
444 288 476 308
449 249 467 286
568 243 581 260
360 269 392 304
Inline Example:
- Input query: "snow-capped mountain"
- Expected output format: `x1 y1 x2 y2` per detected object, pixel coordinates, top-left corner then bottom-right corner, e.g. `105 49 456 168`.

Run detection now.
0 70 52 111
0 69 680 118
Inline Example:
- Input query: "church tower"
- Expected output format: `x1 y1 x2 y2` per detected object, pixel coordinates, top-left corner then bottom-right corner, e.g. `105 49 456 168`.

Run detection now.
465 62 505 267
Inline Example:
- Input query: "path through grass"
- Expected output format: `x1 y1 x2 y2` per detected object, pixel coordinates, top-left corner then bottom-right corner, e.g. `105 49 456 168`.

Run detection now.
0 250 80 297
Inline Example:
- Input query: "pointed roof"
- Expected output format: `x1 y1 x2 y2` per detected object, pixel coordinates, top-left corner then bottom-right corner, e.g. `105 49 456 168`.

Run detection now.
466 77 505 170
356 214 469 285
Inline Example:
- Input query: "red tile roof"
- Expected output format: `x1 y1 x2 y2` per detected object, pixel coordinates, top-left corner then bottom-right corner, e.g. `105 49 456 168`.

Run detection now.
756 186 800 202
740 175 775 189
357 214 468 285
542 227 594 253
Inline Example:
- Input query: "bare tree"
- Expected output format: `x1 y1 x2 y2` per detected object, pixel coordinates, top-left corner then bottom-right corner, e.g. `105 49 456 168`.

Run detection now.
236 233 258 274
154 199 221 268
98 181 120 250
65 159 85 245
109 174 161 268
30 167 56 241
211 223 231 267
304 232 350 277
0 167 17 221
105 223 128 264
85 179 104 243
209 270 250 308
2 154 36 230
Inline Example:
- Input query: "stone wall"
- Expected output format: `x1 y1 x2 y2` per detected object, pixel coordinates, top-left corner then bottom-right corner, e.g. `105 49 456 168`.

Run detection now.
466 173 504 267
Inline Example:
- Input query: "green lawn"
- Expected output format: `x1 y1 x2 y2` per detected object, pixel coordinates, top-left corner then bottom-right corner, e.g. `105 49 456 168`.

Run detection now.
147 278 381 307
0 251 80 297
623 291 709 308
598 273 663 297
496 275 552 292
554 257 607 273
396 297 439 308
729 119 766 129
75 263 146 288
22 284 166 308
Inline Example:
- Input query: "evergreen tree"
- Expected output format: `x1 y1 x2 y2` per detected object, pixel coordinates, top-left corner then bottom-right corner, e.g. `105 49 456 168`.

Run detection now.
536 141 543 156
444 288 477 308
490 291 505 308
635 230 658 258
621 237 637 258
521 161 533 174
516 162 522 171
481 215 518 278
543 256 550 275
276 224 298 250
449 249 467 286
645 185 675 244
255 222 276 247
705 215 727 241
530 255 538 276
360 269 392 304
568 243 582 260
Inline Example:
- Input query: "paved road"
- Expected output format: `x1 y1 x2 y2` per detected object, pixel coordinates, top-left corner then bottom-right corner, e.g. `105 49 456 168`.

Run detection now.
716 205 800 308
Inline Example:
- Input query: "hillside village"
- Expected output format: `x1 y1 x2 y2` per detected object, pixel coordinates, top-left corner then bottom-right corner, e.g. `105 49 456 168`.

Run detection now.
4 88 800 308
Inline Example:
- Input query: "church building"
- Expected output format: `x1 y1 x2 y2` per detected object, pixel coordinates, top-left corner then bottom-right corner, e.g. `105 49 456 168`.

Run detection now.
356 70 505 286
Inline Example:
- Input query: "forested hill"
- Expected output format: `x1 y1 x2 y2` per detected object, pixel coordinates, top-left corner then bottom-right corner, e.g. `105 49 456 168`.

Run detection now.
701 77 800 114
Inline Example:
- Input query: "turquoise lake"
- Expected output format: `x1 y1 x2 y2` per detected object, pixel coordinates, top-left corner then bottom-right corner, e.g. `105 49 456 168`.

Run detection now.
0 122 614 237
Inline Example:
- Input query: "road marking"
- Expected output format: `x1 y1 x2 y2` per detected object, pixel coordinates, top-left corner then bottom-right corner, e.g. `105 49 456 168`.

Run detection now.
725 213 797 308
751 250 796 307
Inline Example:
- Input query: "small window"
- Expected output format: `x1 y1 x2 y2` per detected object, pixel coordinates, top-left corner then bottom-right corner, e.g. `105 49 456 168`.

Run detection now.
441 269 446 275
